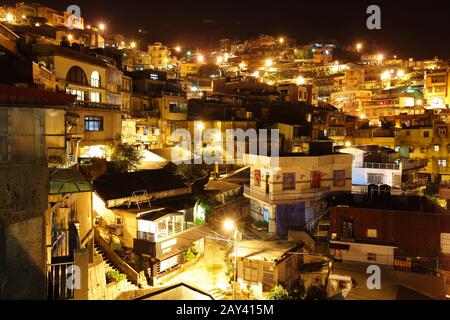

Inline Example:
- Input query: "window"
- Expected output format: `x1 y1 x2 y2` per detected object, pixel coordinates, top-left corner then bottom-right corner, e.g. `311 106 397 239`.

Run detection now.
367 229 378 238
263 206 270 223
367 173 383 185
431 76 446 83
66 88 87 101
421 147 427 154
423 131 429 138
282 172 296 191
169 103 187 113
342 219 354 239
333 170 346 187
84 116 103 131
438 159 447 167
434 145 440 152
90 92 101 103
91 71 101 87
368 253 377 261
254 170 261 187
439 128 447 136
243 260 258 283
66 66 88 85
311 171 321 188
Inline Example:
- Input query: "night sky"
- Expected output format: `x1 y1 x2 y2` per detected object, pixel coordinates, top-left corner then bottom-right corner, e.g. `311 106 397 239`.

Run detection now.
7 0 450 59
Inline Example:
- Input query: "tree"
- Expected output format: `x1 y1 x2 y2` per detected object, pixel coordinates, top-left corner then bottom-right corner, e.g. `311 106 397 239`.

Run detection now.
174 161 211 185
268 285 290 300
305 284 328 300
109 143 143 173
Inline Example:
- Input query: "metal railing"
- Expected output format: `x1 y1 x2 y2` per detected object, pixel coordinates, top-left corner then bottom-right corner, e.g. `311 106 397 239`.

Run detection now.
73 101 121 111
353 162 400 170
244 184 330 202
48 262 74 300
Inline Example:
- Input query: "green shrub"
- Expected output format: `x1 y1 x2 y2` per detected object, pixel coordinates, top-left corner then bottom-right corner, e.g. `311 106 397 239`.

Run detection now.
106 270 126 283
268 285 290 300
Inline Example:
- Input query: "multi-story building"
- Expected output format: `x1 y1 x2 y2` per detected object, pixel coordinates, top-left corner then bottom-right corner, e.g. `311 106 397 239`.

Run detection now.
329 193 450 299
0 84 86 299
147 42 171 69
360 93 424 126
243 142 353 237
424 69 449 109
339 145 429 194
33 44 123 159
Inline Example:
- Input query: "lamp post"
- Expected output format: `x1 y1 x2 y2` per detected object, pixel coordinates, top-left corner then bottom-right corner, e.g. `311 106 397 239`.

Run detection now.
224 219 239 300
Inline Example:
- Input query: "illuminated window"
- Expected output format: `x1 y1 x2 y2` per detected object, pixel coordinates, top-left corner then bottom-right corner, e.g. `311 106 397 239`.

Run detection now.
367 229 378 238
90 92 100 103
438 159 447 167
84 116 103 131
434 145 440 152
91 71 100 87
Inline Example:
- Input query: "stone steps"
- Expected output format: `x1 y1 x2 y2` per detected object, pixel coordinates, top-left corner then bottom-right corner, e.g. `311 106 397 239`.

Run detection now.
94 244 139 292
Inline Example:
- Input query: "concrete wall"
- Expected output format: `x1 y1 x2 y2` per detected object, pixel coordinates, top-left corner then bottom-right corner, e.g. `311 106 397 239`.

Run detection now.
333 241 395 266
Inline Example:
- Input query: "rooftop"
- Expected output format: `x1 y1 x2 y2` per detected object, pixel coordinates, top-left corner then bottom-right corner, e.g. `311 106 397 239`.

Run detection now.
232 240 303 262
330 193 447 214
93 169 189 202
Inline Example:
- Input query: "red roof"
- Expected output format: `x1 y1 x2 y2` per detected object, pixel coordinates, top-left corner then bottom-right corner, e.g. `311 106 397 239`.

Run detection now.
0 85 75 106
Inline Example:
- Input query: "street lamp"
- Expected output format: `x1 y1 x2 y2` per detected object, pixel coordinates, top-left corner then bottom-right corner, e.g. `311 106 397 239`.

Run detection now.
356 43 363 52
98 23 106 32
224 219 239 300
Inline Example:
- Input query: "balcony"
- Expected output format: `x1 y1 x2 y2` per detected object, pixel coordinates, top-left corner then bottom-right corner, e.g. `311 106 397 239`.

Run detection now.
244 184 330 204
353 162 400 170
72 101 121 111
401 159 428 170
134 223 207 258
402 177 429 190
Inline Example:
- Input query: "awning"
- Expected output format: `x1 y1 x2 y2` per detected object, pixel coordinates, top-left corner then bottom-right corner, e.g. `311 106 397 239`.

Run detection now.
329 242 350 250
49 169 93 195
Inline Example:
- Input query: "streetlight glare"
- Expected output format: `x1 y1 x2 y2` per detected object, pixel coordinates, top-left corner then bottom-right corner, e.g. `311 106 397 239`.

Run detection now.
98 23 106 31
265 58 273 67
224 219 235 232
197 54 205 63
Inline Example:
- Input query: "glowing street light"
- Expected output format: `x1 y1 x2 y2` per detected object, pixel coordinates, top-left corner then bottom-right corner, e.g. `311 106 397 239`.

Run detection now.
377 54 384 63
356 43 363 52
67 34 73 41
6 13 14 23
197 54 205 63
416 99 423 106
279 37 285 45
224 219 235 232
98 23 105 31
196 122 205 131
265 58 273 68
216 56 223 65
296 76 306 85
251 71 260 78
381 70 391 81
175 46 181 53
396 69 405 78
223 219 239 300
130 41 136 49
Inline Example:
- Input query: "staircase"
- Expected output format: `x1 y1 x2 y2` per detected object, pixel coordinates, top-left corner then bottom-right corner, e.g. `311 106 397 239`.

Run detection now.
94 245 139 292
